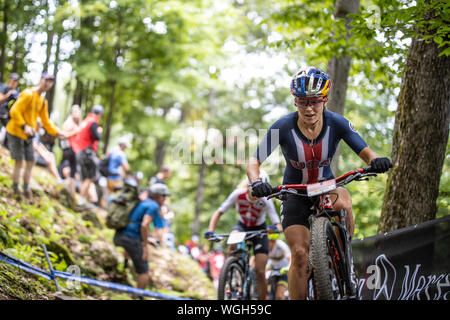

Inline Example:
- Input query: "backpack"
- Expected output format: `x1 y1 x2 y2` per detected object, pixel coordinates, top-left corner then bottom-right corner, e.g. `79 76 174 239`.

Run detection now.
105 184 140 230
98 155 111 177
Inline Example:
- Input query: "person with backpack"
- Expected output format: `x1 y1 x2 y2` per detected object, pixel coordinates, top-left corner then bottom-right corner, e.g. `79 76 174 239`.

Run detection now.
112 182 168 290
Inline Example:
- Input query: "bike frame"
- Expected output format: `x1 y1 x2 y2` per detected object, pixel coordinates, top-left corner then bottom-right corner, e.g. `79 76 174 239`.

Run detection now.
230 239 253 299
209 229 269 300
268 166 378 299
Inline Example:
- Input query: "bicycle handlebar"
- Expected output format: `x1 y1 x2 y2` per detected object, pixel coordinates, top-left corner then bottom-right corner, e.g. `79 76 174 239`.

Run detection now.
268 166 379 200
207 229 279 243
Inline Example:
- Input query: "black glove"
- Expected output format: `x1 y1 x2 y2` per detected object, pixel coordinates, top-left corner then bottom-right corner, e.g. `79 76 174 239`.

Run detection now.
370 157 393 173
251 180 273 197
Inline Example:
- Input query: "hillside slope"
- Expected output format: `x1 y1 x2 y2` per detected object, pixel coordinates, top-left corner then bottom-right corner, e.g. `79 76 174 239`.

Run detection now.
0 146 215 300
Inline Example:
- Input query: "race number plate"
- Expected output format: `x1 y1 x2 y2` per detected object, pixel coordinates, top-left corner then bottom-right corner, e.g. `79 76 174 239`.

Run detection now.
227 232 246 244
306 179 336 197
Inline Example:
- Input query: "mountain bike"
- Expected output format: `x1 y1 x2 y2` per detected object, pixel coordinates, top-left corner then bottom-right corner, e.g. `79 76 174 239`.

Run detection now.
268 166 379 300
208 229 269 300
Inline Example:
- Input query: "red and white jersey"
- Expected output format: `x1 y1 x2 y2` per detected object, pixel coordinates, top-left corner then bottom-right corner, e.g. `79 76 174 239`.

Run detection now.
218 188 280 227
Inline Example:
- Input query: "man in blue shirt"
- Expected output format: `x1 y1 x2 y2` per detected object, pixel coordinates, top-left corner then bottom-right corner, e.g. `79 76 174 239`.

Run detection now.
113 182 168 290
107 138 130 193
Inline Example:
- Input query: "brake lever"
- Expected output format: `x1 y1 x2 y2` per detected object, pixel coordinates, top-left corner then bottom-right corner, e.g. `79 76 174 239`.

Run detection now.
208 237 223 243
357 172 378 179
268 188 299 200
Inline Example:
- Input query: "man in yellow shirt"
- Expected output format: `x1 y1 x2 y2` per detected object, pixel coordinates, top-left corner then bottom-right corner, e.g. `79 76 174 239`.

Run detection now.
6 72 66 201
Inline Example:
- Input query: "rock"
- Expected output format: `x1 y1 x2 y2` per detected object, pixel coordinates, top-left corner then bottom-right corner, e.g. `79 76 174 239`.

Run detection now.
46 240 76 266
81 209 103 229
89 240 120 269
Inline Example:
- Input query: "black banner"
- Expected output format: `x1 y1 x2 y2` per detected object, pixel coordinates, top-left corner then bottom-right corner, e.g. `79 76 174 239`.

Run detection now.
353 215 450 300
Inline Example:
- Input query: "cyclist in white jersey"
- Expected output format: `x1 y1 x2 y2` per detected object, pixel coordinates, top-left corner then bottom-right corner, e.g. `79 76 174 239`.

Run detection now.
204 171 282 300
267 233 291 300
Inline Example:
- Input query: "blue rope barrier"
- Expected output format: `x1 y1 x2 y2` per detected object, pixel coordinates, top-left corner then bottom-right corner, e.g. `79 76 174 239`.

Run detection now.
0 250 191 300
0 251 53 280
53 270 188 300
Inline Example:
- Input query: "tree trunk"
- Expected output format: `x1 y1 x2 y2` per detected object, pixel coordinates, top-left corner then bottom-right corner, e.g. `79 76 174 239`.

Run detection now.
378 37 450 233
192 90 215 235
47 33 61 114
73 78 84 109
326 0 360 175
0 0 8 82
11 34 20 73
43 30 54 73
153 105 171 169
103 80 116 154
192 155 207 236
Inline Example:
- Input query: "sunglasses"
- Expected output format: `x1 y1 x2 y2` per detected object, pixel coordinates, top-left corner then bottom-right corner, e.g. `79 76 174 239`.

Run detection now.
294 98 326 108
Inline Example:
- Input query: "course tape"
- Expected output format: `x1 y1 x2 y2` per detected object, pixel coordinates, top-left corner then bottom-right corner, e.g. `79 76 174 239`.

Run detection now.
0 251 190 300
0 252 53 280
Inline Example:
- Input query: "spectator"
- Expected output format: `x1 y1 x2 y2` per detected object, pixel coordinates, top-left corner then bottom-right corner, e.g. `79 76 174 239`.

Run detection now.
71 104 103 206
106 138 130 193
5 71 66 201
113 181 167 290
185 235 201 261
0 73 20 128
197 243 211 274
149 165 173 244
149 165 171 185
58 104 82 195
209 246 225 289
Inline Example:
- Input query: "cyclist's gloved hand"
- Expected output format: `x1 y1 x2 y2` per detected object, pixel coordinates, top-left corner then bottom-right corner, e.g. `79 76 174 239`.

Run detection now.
370 157 393 173
204 231 215 239
251 180 273 197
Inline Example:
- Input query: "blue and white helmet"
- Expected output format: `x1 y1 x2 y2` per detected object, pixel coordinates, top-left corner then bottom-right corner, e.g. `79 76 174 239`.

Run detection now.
290 67 331 98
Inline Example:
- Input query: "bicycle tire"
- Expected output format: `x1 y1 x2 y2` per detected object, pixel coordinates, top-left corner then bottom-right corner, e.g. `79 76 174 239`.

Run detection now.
310 216 346 300
217 256 245 300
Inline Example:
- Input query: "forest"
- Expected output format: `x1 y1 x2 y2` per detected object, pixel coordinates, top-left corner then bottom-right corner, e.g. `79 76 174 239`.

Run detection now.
0 0 448 245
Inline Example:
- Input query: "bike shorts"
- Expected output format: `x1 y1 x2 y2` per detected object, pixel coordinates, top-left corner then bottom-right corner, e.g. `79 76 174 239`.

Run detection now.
280 195 315 230
231 221 269 255
274 274 288 288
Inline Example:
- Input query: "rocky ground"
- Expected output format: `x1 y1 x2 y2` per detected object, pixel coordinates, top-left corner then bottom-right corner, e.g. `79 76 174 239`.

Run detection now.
0 146 215 300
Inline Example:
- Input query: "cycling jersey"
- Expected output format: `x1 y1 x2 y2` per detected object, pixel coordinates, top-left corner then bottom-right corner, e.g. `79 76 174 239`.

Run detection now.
268 239 291 270
254 110 367 184
218 188 280 227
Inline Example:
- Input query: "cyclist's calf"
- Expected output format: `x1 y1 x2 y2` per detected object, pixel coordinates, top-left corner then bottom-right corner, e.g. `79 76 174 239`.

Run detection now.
284 225 310 300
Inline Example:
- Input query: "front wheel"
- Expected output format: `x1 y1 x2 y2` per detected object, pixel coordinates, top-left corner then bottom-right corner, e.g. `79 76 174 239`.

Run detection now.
310 217 346 300
217 257 245 300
